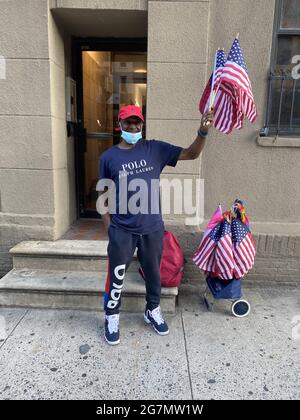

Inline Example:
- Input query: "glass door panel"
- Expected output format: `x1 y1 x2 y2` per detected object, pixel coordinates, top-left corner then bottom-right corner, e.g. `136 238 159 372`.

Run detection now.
81 50 147 215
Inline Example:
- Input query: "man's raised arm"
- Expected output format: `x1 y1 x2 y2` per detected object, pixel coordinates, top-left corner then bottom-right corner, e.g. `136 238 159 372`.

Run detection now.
178 109 214 160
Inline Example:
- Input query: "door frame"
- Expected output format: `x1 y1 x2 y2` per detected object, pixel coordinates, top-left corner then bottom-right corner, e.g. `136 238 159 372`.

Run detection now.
71 37 147 219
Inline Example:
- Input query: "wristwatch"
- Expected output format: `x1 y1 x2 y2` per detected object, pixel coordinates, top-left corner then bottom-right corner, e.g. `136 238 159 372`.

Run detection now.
197 128 208 138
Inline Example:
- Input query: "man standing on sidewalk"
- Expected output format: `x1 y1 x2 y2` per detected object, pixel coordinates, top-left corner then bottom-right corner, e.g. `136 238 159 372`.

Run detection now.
98 105 213 345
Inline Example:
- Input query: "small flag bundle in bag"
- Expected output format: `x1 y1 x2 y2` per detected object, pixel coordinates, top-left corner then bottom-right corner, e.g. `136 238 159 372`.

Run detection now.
193 199 256 280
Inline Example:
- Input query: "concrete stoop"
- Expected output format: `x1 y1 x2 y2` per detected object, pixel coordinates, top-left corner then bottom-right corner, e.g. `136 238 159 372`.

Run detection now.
0 240 178 313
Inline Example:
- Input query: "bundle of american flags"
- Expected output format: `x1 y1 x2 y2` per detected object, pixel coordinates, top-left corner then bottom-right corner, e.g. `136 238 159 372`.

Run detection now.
199 37 257 134
192 199 256 280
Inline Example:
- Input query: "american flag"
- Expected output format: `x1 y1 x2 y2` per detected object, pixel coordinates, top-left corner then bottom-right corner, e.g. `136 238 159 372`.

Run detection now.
213 219 235 280
231 217 256 278
218 38 257 124
192 223 221 273
199 49 239 134
193 204 256 280
199 49 226 115
193 219 235 280
192 205 223 272
213 81 239 134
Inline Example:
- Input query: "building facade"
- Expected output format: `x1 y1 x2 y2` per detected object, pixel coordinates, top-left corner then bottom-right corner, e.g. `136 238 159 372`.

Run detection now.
0 0 299 284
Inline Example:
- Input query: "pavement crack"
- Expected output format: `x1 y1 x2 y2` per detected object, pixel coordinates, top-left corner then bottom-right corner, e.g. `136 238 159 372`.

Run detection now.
0 309 30 350
180 309 194 400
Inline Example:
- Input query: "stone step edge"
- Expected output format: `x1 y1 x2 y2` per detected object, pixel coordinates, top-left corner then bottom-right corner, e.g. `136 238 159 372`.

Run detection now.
0 269 178 296
9 240 138 258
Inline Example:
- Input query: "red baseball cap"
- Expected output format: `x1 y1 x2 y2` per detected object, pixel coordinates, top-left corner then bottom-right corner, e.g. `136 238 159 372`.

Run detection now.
118 105 144 122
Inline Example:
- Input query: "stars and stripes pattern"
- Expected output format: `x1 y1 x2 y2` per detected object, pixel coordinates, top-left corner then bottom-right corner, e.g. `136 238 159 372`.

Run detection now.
199 38 257 135
213 220 235 279
212 82 238 134
199 50 226 114
192 223 222 273
199 49 226 114
199 49 240 134
193 205 256 280
231 218 256 278
218 38 257 124
192 204 223 272
192 219 235 280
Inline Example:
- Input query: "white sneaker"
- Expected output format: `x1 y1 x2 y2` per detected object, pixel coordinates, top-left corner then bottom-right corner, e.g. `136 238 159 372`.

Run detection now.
144 306 169 335
104 314 120 345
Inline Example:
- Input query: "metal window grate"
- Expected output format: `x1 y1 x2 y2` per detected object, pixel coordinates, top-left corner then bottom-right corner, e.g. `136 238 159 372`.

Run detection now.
262 0 300 138
265 69 300 136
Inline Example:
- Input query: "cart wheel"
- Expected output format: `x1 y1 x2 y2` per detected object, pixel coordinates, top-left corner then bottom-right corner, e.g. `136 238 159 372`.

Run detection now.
231 299 250 318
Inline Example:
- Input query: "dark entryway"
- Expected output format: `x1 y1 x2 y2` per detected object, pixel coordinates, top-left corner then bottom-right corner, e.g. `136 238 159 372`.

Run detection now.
72 38 147 218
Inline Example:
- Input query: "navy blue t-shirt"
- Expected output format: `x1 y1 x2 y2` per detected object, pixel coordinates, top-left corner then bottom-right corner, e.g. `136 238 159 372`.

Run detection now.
99 139 183 234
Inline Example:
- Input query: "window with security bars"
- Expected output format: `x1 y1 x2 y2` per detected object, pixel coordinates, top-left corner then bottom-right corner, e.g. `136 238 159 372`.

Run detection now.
265 0 300 136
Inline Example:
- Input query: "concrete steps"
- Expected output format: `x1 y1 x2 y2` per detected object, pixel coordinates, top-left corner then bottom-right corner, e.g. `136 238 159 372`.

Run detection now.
10 240 139 272
0 240 178 313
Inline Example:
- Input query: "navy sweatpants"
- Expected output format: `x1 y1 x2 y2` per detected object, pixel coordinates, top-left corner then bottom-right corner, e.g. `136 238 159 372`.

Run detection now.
104 225 164 315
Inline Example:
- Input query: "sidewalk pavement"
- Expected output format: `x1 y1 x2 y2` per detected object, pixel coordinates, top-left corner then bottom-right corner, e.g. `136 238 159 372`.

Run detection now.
0 284 299 400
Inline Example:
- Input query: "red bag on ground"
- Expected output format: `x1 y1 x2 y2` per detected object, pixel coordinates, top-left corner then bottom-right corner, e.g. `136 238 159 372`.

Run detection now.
139 230 185 287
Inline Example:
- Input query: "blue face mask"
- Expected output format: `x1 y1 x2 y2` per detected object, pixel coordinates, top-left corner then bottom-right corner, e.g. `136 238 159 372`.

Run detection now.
121 130 142 144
